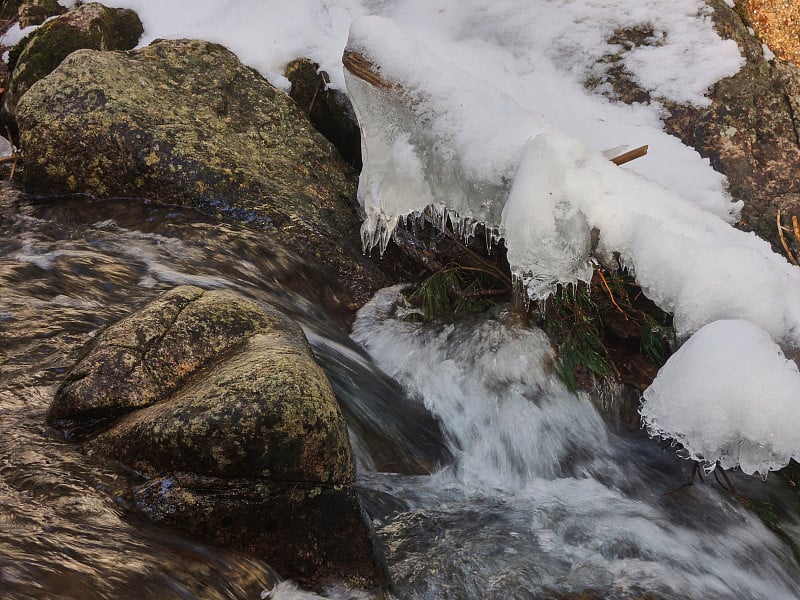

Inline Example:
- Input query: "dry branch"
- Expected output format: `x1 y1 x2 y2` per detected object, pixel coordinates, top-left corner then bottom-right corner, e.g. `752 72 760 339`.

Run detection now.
777 210 798 265
610 145 649 165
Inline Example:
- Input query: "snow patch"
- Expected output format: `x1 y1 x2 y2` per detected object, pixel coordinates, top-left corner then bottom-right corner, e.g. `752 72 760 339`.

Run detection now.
640 320 800 476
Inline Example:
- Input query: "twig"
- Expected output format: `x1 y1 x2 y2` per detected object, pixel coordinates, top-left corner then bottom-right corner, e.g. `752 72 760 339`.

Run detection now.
308 70 331 113
777 210 798 265
595 267 627 317
792 216 800 248
610 145 648 166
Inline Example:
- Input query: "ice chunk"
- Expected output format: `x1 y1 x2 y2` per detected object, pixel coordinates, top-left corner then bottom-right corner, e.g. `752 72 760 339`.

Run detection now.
640 319 800 476
345 16 555 253
501 135 593 300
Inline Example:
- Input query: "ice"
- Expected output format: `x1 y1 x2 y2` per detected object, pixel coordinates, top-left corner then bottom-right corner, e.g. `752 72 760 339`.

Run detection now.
501 136 593 300
640 319 800 476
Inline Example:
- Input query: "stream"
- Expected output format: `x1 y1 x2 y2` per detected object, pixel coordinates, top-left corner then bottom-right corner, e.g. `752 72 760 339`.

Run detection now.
1 183 799 599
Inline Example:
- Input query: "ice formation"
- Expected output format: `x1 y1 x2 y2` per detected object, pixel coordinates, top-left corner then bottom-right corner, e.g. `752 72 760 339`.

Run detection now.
343 16 800 474
640 320 800 476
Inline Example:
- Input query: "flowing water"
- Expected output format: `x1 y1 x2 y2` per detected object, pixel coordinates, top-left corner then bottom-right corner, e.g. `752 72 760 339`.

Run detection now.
1 183 799 599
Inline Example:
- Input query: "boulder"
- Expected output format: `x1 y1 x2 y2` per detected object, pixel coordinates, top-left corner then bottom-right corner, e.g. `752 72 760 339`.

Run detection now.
6 2 143 112
285 57 363 167
15 38 391 316
18 0 66 28
663 0 800 252
584 0 800 254
49 286 386 592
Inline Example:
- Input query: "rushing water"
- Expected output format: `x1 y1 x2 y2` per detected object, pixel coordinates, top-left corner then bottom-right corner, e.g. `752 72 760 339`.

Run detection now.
1 183 799 599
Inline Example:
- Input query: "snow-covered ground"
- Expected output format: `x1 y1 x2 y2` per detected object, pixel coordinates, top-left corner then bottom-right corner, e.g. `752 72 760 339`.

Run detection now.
5 0 798 474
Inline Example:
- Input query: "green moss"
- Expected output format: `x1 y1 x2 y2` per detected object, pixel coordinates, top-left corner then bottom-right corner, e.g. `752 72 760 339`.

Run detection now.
542 267 674 392
739 495 800 565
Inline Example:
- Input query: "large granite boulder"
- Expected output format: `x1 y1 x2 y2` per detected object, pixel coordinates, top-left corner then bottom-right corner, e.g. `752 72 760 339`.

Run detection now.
15 38 392 315
48 286 386 592
5 2 143 112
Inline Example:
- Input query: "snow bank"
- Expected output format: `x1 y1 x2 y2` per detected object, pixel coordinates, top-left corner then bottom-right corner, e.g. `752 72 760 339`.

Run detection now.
92 0 743 219
640 320 800 476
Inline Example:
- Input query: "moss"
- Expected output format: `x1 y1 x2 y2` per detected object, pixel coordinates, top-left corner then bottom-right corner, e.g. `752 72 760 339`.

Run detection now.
400 267 509 322
7 4 143 110
541 267 674 392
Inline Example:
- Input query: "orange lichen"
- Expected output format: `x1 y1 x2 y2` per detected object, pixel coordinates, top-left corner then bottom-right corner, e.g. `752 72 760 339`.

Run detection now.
747 0 800 66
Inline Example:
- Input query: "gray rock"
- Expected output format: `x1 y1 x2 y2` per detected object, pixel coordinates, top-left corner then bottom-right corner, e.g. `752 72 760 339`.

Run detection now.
6 2 143 112
16 38 390 314
49 286 386 591
18 0 66 28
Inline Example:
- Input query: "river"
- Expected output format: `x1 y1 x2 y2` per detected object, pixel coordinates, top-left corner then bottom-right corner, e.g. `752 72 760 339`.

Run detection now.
1 182 798 599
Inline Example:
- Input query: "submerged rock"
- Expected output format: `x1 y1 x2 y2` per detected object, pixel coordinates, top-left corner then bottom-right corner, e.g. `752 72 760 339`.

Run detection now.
5 2 143 112
16 38 390 316
48 285 386 592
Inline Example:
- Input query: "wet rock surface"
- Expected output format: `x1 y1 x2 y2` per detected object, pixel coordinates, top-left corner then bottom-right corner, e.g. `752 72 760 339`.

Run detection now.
48 285 386 591
15 38 391 316
5 2 143 113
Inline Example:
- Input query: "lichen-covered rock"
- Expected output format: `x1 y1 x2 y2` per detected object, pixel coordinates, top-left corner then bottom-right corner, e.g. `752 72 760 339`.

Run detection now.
6 2 143 112
50 285 353 482
16 38 389 314
662 0 800 250
133 474 386 592
48 285 384 591
285 57 362 167
88 330 354 483
18 0 66 28
585 0 800 253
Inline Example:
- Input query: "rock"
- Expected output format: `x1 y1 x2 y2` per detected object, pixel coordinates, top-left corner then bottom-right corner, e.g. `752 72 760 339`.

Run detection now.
16 38 390 316
6 3 143 112
584 0 800 254
18 0 66 28
132 474 385 591
662 0 800 252
49 286 386 591
285 57 363 167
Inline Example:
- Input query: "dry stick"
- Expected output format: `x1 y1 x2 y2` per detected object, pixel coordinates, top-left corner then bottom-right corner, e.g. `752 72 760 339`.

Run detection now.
792 215 800 248
777 210 798 265
595 267 627 317
610 145 649 165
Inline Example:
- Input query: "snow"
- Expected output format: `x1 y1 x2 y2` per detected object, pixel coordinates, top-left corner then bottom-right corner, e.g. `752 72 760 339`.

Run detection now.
640 320 800 476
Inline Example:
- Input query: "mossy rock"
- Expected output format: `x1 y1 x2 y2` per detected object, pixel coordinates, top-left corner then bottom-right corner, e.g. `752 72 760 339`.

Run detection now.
18 0 67 28
6 2 143 112
16 38 390 314
49 286 385 590
49 285 353 483
285 57 362 167
133 474 388 592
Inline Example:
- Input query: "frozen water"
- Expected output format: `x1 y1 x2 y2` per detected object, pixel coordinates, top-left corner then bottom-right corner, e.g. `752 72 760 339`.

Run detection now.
640 319 800 476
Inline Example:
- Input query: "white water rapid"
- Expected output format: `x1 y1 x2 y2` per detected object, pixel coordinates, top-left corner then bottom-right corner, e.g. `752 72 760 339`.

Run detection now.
351 287 800 599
